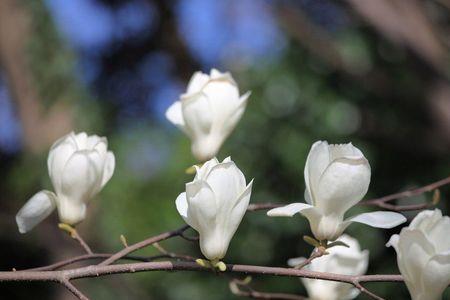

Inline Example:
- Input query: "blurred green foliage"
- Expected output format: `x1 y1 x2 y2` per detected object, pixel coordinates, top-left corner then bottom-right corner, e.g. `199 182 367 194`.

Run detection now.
2 1 449 299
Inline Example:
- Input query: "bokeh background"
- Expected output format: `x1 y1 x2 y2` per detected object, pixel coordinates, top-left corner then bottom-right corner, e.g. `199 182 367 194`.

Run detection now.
0 0 449 299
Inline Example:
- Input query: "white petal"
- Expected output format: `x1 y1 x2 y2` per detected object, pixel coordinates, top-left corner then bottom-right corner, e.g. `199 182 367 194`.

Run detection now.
60 151 102 204
74 132 88 149
16 191 57 233
328 142 364 160
222 156 232 163
86 135 106 150
165 101 187 133
47 135 77 193
57 197 87 225
315 157 371 216
343 211 406 230
185 180 217 231
182 93 213 139
204 81 240 128
186 71 210 94
217 91 250 137
396 230 435 297
201 179 252 260
421 253 450 299
304 141 330 205
226 180 253 235
304 189 313 205
386 234 400 251
409 209 441 230
194 157 219 180
209 68 237 85
409 209 450 252
175 192 188 219
205 160 246 205
100 151 115 189
267 203 315 217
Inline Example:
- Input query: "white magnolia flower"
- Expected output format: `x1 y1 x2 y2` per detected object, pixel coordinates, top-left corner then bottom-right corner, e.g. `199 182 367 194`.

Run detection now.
387 209 450 300
268 141 406 241
16 132 115 233
166 69 250 162
288 235 369 300
175 157 253 260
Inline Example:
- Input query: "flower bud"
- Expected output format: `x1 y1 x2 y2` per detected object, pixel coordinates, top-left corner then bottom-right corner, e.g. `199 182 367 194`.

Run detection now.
176 157 253 260
16 132 115 232
166 69 250 161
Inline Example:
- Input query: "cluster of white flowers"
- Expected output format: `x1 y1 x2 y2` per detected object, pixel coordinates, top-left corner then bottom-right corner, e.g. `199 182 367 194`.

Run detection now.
16 69 450 299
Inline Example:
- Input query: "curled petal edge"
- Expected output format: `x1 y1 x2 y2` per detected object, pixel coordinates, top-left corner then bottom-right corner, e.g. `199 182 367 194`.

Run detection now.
342 211 406 233
267 203 315 217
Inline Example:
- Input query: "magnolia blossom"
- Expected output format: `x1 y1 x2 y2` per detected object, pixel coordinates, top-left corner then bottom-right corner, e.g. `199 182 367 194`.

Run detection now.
288 235 369 300
16 132 115 233
268 141 406 241
387 209 450 300
175 157 253 260
166 69 250 162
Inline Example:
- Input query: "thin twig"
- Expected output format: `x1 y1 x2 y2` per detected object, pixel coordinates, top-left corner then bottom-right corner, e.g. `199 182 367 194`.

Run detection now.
353 280 384 300
293 248 326 270
179 231 199 242
26 251 196 272
71 230 93 255
98 225 190 266
359 176 449 210
247 203 282 211
61 279 89 300
230 278 306 300
58 224 93 255
153 243 196 261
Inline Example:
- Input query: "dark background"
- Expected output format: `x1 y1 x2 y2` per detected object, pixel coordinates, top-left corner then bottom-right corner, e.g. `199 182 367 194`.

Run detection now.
0 0 449 299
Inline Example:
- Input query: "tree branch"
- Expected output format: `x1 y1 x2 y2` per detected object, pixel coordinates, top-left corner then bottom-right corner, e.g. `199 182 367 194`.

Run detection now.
25 252 193 272
293 248 326 270
4 225 407 300
60 279 89 300
98 225 190 266
359 176 449 210
230 278 306 300
1 261 404 286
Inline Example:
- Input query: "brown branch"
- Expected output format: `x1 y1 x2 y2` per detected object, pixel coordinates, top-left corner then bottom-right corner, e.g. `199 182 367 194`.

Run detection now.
248 175 450 212
293 248 326 270
359 176 449 209
26 249 198 272
5 225 406 300
230 278 306 300
60 279 89 300
71 230 93 255
353 279 384 300
1 261 404 287
25 253 168 272
153 242 195 261
179 231 199 242
98 225 190 266
247 203 281 212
